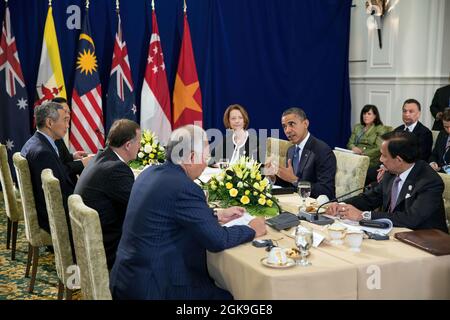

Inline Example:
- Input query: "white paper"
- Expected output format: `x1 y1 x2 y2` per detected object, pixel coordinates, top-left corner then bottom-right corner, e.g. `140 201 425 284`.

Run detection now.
329 217 393 236
223 212 254 228
198 167 222 183
334 147 355 154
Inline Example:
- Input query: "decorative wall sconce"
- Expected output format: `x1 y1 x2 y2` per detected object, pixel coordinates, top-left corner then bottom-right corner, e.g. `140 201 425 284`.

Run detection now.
365 0 388 49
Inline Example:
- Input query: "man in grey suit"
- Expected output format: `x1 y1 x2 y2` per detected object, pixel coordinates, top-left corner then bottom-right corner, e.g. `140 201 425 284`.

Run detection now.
327 131 448 233
110 125 266 300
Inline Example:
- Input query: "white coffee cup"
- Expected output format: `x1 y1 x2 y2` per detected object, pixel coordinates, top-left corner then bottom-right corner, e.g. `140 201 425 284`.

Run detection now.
345 230 364 252
327 223 346 245
267 247 288 265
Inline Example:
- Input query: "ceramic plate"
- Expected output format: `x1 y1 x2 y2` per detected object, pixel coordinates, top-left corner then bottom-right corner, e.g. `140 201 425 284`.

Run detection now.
260 257 296 269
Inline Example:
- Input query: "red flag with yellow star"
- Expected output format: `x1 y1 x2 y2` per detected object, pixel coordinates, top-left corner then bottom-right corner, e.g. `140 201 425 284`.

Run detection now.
172 12 202 128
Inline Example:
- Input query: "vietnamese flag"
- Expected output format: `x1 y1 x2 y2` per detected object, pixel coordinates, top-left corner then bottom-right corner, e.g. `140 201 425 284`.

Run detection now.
172 11 202 129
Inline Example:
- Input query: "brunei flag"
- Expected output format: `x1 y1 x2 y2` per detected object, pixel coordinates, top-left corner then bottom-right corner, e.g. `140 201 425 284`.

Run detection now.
34 4 66 108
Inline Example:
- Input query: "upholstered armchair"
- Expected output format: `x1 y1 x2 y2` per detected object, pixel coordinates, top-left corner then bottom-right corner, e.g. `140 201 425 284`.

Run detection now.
432 130 440 149
265 137 293 168
68 195 112 300
0 144 23 260
333 150 370 200
12 152 53 293
438 173 450 233
41 168 75 300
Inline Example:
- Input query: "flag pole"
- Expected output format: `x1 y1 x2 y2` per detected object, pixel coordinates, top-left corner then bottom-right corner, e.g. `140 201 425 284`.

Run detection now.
116 0 120 13
49 0 52 6
184 0 187 13
86 0 89 9
151 0 155 11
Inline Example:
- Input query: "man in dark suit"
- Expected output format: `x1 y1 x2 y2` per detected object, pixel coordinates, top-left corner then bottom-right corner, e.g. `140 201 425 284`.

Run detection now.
20 102 75 233
266 107 336 199
394 99 433 162
327 131 448 233
430 84 450 131
430 108 450 173
74 119 140 269
110 125 267 300
51 97 92 185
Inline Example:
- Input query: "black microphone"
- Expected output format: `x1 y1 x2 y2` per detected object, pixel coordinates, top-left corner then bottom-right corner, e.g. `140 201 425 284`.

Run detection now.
225 169 283 213
298 181 378 225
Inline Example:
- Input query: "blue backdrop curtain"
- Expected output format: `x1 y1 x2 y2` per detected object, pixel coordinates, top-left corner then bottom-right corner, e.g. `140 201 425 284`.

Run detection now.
0 0 352 148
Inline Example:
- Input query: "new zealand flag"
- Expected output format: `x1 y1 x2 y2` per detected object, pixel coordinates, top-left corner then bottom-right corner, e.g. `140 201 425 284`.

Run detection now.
105 13 136 134
0 6 30 182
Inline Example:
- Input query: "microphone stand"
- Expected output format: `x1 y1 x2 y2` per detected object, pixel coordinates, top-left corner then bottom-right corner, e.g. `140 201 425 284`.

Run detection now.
298 182 377 226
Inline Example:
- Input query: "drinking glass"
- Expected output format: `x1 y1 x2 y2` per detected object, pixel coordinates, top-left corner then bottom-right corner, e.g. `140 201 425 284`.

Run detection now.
295 226 313 266
218 158 229 170
297 181 311 210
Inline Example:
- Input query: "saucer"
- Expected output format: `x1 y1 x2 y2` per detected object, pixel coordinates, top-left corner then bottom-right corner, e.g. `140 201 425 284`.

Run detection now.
260 257 296 269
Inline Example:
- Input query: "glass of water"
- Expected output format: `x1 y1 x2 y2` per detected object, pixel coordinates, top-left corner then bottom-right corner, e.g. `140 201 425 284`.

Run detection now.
295 226 313 267
297 181 311 210
218 158 229 170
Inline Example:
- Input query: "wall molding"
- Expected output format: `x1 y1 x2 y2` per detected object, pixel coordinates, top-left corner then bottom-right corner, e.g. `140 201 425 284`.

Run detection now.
350 75 450 85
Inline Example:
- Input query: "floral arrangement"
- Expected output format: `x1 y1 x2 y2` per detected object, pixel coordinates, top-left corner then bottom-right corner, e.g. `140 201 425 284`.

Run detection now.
204 156 279 217
129 130 166 169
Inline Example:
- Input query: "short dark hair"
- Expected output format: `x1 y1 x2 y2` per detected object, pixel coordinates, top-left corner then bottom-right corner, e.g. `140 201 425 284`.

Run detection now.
403 98 421 111
282 107 307 120
442 108 450 122
51 97 67 104
223 104 250 129
34 102 64 129
381 131 419 163
360 104 383 126
106 119 140 148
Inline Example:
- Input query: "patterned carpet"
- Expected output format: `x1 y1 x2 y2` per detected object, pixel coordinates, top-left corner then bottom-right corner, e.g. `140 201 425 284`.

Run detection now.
0 191 59 300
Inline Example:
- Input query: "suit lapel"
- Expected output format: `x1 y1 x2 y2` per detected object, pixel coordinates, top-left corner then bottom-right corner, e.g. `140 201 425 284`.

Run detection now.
391 163 420 210
297 137 313 177
35 132 58 157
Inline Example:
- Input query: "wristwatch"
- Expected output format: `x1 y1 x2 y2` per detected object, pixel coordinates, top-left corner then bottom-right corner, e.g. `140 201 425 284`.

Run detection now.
362 211 371 220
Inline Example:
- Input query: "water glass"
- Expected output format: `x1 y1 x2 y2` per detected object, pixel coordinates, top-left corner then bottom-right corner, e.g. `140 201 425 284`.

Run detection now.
297 181 311 210
295 226 313 267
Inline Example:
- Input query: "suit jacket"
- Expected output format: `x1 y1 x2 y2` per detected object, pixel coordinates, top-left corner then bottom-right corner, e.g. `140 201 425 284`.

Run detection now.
110 161 255 300
55 139 84 185
20 132 75 233
394 122 433 161
429 130 450 169
347 124 387 167
430 85 450 131
211 129 259 164
276 134 336 199
74 147 134 269
346 160 448 233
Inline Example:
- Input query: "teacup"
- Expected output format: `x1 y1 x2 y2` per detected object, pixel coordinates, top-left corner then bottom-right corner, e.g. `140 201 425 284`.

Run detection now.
345 230 364 252
267 247 288 265
327 223 346 245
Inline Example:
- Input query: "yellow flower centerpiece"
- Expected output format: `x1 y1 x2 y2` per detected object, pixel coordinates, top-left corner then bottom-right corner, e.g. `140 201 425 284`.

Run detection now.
205 156 279 217
129 130 165 169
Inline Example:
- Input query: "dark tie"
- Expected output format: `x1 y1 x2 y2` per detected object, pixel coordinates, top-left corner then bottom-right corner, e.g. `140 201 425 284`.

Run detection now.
292 145 300 174
389 176 402 213
404 126 410 132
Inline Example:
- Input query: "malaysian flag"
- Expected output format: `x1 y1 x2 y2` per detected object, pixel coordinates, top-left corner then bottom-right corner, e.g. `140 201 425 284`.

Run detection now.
105 11 136 134
69 7 104 154
0 5 30 180
140 7 171 145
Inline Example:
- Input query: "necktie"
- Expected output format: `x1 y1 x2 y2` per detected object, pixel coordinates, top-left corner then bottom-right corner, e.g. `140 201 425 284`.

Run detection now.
404 127 410 132
292 145 300 174
389 176 402 213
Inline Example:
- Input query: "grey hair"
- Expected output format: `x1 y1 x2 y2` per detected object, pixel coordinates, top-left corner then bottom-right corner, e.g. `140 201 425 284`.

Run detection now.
166 125 208 164
35 101 64 129
281 107 307 120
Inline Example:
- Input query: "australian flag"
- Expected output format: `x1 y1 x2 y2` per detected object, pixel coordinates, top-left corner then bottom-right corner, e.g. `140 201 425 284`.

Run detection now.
105 12 136 134
0 5 30 182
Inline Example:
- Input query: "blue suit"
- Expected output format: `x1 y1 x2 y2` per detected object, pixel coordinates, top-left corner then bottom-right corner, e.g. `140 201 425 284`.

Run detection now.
110 161 256 300
277 134 336 199
20 132 75 233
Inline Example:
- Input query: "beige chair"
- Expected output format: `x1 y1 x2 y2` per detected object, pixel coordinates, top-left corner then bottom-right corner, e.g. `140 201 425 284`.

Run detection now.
41 168 75 300
68 195 112 300
333 150 370 200
13 152 52 293
0 144 23 260
438 173 450 233
265 137 293 168
432 130 440 149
